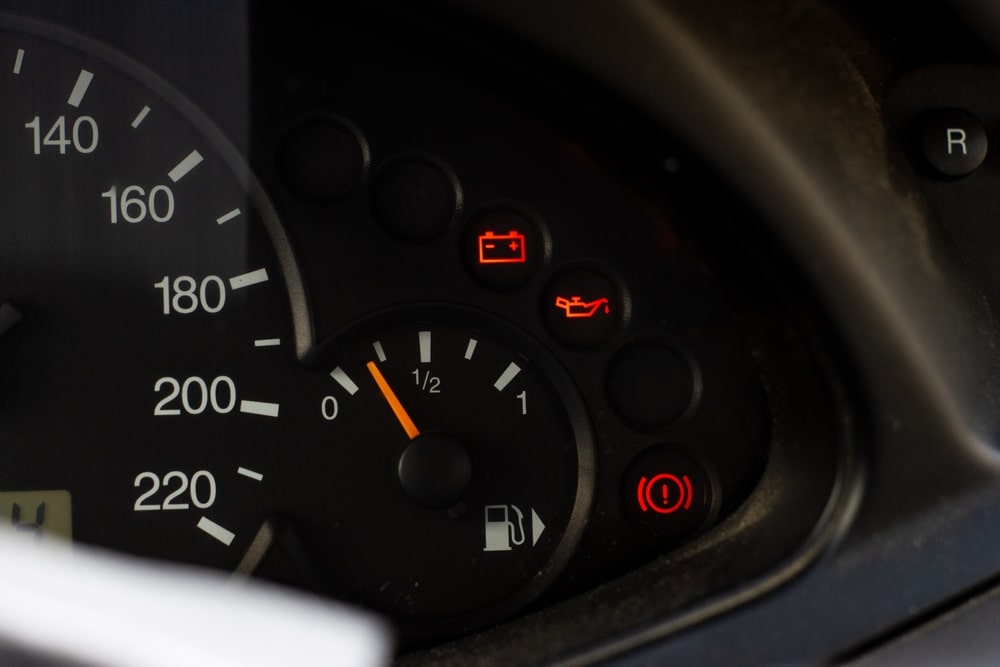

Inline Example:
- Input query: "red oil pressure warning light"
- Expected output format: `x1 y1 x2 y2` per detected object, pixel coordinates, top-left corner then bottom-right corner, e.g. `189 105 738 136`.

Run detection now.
621 447 715 538
464 207 546 288
543 268 623 347
554 296 610 319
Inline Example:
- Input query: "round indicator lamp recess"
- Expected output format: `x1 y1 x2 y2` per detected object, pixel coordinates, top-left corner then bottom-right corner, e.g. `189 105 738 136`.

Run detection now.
542 267 625 348
620 447 716 539
371 153 462 243
463 205 547 289
277 114 370 203
607 342 697 429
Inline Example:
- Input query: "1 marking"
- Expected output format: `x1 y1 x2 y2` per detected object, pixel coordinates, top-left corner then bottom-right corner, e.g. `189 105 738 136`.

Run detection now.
330 367 360 395
419 331 432 364
167 149 204 182
237 467 264 482
12 49 24 74
494 362 522 392
216 208 242 225
197 517 236 546
254 338 281 348
131 105 151 128
67 69 93 107
464 338 478 360
239 400 280 417
373 341 387 363
229 268 269 290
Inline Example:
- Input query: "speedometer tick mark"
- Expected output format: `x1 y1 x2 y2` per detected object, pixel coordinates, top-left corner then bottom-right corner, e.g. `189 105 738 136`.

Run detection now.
237 467 264 482
131 105 151 128
254 338 281 348
167 149 204 182
197 517 236 546
464 338 478 360
66 69 93 107
216 208 242 225
12 49 24 74
229 268 269 290
239 400 280 418
373 341 387 362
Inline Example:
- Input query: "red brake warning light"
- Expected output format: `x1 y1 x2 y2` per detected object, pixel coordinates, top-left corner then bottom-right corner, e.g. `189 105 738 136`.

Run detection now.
636 474 694 514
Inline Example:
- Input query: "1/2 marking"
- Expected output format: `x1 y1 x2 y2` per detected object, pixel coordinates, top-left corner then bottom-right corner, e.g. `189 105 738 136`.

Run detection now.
197 516 235 546
12 48 24 74
237 467 263 482
167 149 203 182
229 268 268 290
419 331 432 364
216 208 241 225
67 69 93 107
131 105 151 128
239 400 279 417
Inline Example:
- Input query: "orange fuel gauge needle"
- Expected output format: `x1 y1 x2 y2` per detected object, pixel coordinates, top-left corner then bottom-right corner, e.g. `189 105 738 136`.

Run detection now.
366 361 421 440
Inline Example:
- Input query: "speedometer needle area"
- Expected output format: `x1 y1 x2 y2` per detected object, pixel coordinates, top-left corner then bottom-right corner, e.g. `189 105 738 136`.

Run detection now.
366 361 421 440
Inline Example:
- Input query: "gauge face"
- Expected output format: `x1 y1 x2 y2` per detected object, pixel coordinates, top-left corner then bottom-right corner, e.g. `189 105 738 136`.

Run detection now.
0 20 595 629
0 8 770 641
0 20 302 569
288 307 594 623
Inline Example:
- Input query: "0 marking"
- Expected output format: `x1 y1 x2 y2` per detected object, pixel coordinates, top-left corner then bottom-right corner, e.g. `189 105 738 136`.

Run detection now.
229 268 269 290
167 149 204 182
239 400 280 418
330 367 360 395
197 517 236 546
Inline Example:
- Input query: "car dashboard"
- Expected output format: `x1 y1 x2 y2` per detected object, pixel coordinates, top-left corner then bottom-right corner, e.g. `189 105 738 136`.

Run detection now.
2 1 1000 665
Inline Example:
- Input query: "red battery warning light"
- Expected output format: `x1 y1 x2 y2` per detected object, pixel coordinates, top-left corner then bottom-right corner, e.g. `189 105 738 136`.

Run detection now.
636 474 694 514
477 230 527 265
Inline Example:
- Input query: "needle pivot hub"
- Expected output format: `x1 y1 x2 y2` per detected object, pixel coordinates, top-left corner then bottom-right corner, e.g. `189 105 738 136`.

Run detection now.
397 433 472 508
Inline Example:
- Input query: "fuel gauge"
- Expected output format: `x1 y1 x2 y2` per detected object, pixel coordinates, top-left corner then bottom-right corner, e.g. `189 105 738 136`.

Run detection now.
286 306 595 630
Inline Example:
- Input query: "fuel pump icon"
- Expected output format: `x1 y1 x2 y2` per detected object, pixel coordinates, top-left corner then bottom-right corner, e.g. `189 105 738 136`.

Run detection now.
483 504 526 552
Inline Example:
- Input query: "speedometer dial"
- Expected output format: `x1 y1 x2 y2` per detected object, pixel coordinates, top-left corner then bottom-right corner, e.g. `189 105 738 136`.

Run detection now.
0 17 307 570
